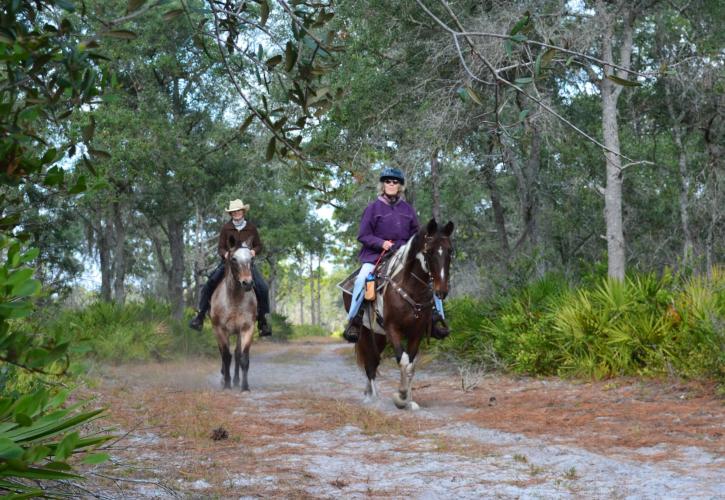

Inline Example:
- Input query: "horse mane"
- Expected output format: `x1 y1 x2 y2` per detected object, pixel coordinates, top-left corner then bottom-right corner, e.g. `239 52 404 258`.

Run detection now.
385 230 424 280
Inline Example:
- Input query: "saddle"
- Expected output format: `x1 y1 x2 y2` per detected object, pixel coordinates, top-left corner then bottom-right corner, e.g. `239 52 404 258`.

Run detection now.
337 252 406 336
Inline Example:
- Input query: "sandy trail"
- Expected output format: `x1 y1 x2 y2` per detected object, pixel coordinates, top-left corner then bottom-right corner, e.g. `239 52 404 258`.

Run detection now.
80 338 724 499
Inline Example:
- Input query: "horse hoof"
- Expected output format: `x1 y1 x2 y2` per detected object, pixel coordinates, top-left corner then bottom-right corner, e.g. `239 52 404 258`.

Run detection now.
407 401 420 411
392 393 407 409
241 385 250 392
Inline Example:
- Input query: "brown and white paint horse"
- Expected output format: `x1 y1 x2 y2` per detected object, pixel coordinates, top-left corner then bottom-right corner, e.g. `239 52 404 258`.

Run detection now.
346 219 454 410
209 237 257 391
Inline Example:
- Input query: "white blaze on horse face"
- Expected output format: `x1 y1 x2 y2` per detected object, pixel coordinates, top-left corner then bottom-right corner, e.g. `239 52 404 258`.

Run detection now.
232 247 252 265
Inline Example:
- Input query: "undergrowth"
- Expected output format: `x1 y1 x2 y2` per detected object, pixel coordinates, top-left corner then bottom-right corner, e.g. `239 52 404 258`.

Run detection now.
434 268 724 382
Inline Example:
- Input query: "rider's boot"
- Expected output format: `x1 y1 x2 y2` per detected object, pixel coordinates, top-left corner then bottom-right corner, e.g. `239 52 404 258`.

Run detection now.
343 309 364 343
430 311 450 340
189 308 207 331
258 314 272 337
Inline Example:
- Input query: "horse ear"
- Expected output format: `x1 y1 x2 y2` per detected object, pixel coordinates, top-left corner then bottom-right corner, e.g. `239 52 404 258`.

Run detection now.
426 218 437 235
443 221 454 236
244 237 254 248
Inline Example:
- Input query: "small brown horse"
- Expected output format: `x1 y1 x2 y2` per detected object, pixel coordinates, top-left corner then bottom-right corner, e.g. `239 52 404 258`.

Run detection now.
344 219 454 410
209 237 257 391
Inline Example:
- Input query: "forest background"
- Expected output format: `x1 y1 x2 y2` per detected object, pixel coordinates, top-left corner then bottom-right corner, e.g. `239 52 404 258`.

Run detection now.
0 0 723 494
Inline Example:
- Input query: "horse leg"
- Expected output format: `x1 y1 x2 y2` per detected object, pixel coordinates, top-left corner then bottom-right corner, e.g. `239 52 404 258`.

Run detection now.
361 328 385 402
402 336 423 410
233 334 241 388
221 345 232 389
239 325 253 392
390 330 420 411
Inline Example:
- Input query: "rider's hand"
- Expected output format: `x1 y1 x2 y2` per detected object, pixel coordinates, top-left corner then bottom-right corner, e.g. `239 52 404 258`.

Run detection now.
382 240 394 251
250 249 256 257
224 251 229 259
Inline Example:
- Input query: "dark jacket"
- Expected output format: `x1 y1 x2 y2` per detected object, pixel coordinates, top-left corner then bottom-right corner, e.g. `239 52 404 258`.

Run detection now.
357 196 419 263
218 220 263 259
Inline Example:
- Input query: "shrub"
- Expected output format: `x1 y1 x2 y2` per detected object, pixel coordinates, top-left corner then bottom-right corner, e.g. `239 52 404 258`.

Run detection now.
435 270 724 382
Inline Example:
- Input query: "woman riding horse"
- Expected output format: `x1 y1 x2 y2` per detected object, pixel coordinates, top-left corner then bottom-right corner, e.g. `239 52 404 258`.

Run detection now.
189 199 272 336
343 167 449 343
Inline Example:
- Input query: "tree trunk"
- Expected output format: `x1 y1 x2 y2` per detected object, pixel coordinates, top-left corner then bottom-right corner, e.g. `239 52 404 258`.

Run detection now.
308 255 315 325
267 256 278 313
167 216 186 320
703 116 723 277
112 201 127 305
665 86 694 267
481 162 510 255
98 219 112 302
599 2 634 281
315 255 322 326
431 149 441 222
191 204 206 308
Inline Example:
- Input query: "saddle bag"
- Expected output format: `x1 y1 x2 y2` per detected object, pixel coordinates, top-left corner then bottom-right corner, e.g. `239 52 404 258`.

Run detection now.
364 272 376 301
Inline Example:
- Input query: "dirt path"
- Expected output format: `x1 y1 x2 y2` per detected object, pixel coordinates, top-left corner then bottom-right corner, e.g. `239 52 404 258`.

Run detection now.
80 338 724 499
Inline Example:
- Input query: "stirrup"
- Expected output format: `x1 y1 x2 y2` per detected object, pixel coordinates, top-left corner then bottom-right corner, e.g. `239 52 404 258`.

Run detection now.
189 311 205 331
431 315 450 340
258 318 272 337
343 311 363 343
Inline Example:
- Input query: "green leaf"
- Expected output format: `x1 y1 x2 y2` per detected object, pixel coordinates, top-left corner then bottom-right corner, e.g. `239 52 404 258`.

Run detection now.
0 467 81 480
284 41 296 72
260 0 270 26
162 8 184 21
15 413 32 427
41 148 57 165
519 109 530 121
606 74 641 87
11 279 41 298
55 0 76 12
55 432 80 461
266 55 283 69
510 13 530 36
542 48 556 67
239 114 254 134
81 452 110 465
511 34 527 43
127 0 145 13
82 116 95 143
465 86 484 105
6 268 34 287
44 166 64 186
100 30 138 40
265 136 276 161
504 40 513 57
88 149 111 160
18 248 39 265
69 175 87 194
0 438 24 460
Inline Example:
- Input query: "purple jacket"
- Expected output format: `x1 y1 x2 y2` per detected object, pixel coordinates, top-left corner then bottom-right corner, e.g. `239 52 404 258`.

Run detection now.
357 196 419 263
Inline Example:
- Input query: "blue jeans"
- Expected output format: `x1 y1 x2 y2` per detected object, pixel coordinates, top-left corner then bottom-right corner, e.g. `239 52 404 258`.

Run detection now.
347 264 445 320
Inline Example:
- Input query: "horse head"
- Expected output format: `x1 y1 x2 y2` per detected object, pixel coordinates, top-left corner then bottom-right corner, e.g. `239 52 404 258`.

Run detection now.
227 235 255 292
423 218 454 300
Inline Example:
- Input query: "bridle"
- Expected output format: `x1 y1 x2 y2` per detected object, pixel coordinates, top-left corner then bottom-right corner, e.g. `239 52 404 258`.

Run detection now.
381 233 449 319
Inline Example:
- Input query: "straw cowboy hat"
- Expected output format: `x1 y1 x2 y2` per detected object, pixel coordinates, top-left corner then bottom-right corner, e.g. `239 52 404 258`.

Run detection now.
225 199 250 212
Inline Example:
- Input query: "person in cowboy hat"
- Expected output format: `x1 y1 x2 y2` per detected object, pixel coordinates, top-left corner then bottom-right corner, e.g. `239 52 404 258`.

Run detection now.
343 166 450 343
189 199 272 336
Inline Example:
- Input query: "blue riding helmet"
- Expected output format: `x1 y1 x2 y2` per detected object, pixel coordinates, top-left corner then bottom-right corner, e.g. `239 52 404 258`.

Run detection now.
379 167 405 185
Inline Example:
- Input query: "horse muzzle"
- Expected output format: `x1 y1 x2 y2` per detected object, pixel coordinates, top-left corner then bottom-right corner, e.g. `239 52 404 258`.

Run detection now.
434 288 448 300
240 280 254 291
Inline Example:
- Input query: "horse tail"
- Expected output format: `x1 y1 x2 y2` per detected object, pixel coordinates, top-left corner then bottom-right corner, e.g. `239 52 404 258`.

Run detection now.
354 338 366 369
